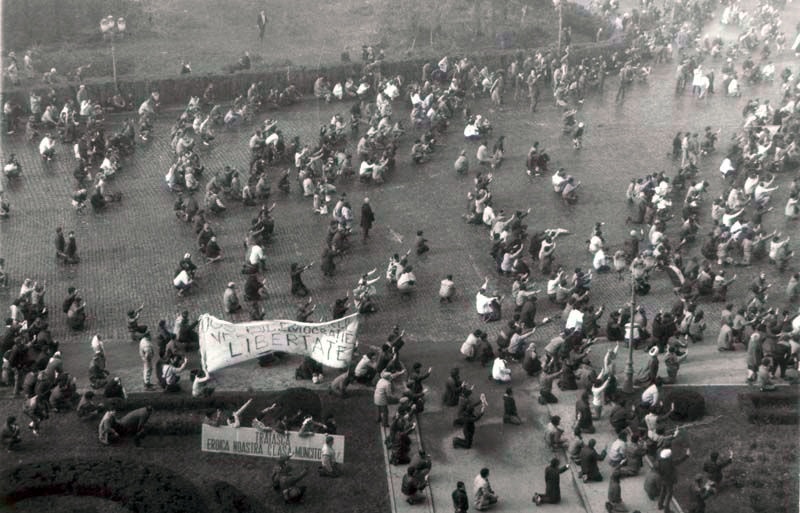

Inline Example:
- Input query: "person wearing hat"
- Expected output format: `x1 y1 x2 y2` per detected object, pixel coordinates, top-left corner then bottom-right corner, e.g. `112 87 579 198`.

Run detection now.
374 368 404 427
656 446 691 513
318 435 341 477
223 282 242 314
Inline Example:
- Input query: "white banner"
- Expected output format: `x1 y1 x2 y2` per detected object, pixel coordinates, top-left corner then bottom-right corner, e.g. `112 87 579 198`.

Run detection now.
202 424 345 461
198 313 359 373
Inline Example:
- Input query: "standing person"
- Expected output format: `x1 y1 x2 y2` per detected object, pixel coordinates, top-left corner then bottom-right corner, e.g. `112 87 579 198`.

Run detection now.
64 231 80 263
318 435 341 477
605 469 627 512
360 198 375 242
138 332 157 390
656 447 691 513
453 394 486 449
532 458 569 505
256 10 268 43
374 369 403 427
702 450 733 490
452 481 469 513
473 468 499 511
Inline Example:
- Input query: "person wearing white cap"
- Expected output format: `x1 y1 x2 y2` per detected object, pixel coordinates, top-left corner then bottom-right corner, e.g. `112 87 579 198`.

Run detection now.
655 446 691 513
223 282 242 314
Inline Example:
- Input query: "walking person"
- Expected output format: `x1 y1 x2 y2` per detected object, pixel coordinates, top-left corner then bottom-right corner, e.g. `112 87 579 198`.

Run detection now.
256 10 268 43
360 198 375 242
656 447 691 513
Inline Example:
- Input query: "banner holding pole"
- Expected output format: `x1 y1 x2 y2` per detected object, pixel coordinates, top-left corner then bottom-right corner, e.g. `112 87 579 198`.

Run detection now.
202 424 345 461
198 313 359 373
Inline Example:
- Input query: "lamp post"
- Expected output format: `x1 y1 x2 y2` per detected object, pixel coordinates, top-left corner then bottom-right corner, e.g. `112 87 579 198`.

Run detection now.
100 15 126 92
554 0 563 52
623 272 636 394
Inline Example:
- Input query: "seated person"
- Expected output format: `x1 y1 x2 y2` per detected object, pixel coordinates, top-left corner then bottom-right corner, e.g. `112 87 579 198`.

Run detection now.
475 277 502 322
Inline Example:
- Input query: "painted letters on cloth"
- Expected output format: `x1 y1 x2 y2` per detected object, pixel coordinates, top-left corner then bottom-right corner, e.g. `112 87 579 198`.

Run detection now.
199 313 359 372
202 424 345 461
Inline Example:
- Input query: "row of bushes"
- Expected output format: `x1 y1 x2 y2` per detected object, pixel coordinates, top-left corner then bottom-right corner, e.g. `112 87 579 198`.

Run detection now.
3 41 626 108
738 390 800 425
1 459 209 513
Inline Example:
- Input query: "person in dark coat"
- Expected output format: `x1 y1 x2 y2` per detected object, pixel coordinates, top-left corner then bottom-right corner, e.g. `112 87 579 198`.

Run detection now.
320 246 336 277
533 457 569 505
442 367 463 406
656 447 691 513
579 438 607 482
452 401 485 449
360 198 375 242
117 406 152 446
290 262 312 297
452 481 469 513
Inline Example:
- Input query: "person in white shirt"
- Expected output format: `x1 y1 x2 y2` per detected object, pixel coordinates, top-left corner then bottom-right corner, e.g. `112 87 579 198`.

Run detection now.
173 269 192 296
91 334 105 355
461 330 484 360
39 134 56 160
248 244 266 270
491 357 512 383
593 249 610 273
475 277 502 322
640 378 663 409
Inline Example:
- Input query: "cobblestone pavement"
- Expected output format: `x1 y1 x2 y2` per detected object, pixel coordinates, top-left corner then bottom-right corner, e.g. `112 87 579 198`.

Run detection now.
1 5 799 512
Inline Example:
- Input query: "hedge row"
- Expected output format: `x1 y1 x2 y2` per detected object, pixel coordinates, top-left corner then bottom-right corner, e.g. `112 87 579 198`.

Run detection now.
0 459 209 513
738 390 800 425
3 41 626 108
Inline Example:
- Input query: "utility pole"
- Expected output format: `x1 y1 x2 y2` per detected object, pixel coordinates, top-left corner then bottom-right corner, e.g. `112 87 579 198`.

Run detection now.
554 0 563 52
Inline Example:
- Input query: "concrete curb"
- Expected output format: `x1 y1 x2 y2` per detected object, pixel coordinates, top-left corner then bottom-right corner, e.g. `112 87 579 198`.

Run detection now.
381 405 436 513
542 400 595 513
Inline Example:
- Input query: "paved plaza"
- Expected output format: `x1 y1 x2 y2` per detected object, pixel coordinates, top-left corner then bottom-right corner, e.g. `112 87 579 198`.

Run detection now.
2 6 800 512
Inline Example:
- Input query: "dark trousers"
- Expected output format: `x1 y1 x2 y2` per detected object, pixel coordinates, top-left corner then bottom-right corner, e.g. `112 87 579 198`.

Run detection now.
453 422 475 448
658 482 675 512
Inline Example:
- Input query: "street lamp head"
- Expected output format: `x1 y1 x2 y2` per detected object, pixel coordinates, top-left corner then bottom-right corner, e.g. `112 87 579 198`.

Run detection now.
117 18 126 32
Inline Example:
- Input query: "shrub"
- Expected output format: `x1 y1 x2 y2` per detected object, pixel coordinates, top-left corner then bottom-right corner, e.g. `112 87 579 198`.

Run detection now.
212 481 271 513
0 459 208 513
738 390 800 425
668 389 706 421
